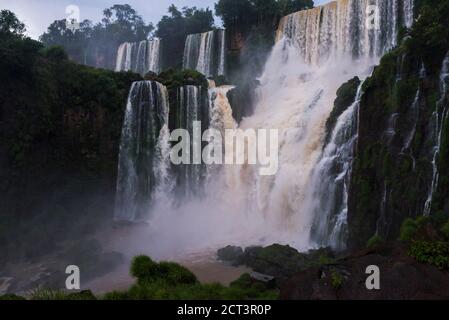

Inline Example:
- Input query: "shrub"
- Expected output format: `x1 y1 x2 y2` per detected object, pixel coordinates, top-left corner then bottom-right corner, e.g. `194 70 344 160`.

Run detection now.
29 289 71 300
130 255 159 282
409 241 449 270
157 261 198 285
399 218 419 241
0 294 26 300
330 270 344 290
366 235 385 249
441 221 449 240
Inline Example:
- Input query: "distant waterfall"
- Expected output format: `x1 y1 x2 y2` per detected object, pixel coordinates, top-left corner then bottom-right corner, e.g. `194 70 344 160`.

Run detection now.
115 39 161 75
424 52 449 216
114 81 170 221
277 0 406 63
183 30 226 77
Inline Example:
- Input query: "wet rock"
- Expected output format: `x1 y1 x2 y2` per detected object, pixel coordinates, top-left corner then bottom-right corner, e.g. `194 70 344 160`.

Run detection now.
217 246 244 266
281 242 449 300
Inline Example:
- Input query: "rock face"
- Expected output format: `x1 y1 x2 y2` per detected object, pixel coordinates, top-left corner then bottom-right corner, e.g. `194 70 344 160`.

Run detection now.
218 244 335 282
217 246 244 266
347 48 449 249
281 242 449 300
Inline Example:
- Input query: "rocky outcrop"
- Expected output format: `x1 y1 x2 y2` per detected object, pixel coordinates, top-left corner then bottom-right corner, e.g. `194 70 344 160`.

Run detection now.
218 244 335 282
281 242 449 300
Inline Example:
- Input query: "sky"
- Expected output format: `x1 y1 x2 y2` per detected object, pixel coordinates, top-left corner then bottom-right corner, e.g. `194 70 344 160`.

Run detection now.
0 0 330 40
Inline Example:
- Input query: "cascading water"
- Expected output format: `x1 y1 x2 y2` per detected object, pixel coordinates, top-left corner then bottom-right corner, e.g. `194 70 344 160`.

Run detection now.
115 0 413 255
114 81 170 221
183 30 226 77
174 85 206 198
115 39 161 75
224 0 413 249
424 52 449 216
205 80 237 181
309 85 363 250
403 0 414 28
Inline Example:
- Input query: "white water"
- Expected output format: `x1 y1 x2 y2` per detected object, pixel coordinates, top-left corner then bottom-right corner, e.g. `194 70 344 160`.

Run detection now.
183 30 226 77
424 52 449 216
114 0 412 257
308 84 363 249
114 81 170 221
115 39 161 75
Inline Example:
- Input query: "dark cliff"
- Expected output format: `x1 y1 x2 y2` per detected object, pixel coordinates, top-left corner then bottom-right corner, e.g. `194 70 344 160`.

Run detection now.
347 0 449 248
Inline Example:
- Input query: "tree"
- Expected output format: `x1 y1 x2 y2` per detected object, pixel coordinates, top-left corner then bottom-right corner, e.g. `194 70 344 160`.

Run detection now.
40 5 153 69
155 5 214 69
0 10 26 36
215 0 314 29
277 0 314 16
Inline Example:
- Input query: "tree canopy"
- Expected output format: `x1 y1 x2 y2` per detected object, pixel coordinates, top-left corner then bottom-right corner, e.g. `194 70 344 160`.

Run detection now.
215 0 314 29
0 10 26 36
155 5 215 69
40 4 154 69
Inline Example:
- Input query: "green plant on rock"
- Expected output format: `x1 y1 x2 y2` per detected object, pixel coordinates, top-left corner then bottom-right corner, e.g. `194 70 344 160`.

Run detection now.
366 235 385 249
330 270 344 290
441 221 449 240
399 218 420 241
130 255 159 283
156 261 198 285
409 241 449 270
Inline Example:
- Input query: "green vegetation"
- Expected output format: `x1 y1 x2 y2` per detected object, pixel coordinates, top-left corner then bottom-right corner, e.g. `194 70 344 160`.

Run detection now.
146 69 208 90
215 0 314 30
3 256 279 300
441 221 449 239
330 270 344 290
30 289 97 300
130 256 198 286
366 235 386 249
105 256 278 300
0 294 26 300
348 0 449 247
156 6 215 70
399 218 422 241
40 5 153 69
325 76 361 145
0 14 141 264
0 9 26 35
409 241 449 270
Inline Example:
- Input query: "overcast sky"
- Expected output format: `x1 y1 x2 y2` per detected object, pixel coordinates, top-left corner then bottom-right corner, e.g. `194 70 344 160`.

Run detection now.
1 0 330 39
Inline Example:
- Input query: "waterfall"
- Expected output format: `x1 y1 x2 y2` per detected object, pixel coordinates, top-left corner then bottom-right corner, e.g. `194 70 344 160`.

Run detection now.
403 0 414 28
115 39 161 75
114 0 413 253
114 81 170 221
206 80 237 181
309 85 363 250
221 0 413 249
218 30 226 77
175 85 205 198
276 0 403 64
183 30 226 77
424 52 449 216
